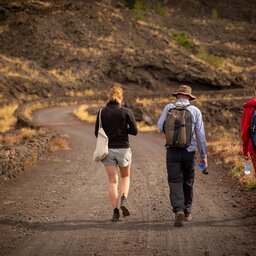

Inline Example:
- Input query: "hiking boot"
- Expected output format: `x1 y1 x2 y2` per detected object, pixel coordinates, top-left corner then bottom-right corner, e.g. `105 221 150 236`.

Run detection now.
112 208 120 222
174 211 184 227
184 213 192 221
120 194 130 217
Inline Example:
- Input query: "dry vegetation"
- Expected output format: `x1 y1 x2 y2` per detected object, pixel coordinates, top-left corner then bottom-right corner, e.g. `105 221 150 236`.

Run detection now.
73 104 157 132
49 137 70 153
66 89 95 97
208 129 256 190
0 104 18 133
73 104 97 124
0 127 46 147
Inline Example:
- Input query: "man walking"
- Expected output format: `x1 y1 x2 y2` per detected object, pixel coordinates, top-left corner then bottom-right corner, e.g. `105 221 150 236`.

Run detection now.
157 85 208 227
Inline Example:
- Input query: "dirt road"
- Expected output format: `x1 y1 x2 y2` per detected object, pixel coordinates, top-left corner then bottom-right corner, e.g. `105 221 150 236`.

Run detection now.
0 106 255 256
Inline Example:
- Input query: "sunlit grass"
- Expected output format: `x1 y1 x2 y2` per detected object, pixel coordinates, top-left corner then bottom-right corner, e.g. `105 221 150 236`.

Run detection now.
66 89 95 97
23 102 48 119
49 137 70 152
73 104 97 123
29 0 52 7
137 121 157 132
0 104 18 133
18 94 39 101
0 128 46 147
0 55 49 84
136 96 175 107
208 131 256 189
196 47 223 68
0 25 9 34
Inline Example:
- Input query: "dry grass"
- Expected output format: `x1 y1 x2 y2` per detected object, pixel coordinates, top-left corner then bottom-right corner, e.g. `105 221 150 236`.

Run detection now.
208 131 256 190
49 137 70 152
137 121 157 132
0 104 18 133
136 96 176 107
73 104 97 123
0 128 46 147
66 89 95 97
23 102 49 119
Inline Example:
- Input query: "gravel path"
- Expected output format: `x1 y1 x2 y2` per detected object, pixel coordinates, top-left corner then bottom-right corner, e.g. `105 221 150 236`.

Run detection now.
0 106 255 256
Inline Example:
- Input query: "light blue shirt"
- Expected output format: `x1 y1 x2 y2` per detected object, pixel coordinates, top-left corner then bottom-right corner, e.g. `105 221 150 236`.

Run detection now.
157 99 207 159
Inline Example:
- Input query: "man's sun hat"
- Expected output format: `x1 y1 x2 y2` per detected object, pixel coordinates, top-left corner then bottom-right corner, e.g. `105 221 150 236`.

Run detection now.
172 84 196 101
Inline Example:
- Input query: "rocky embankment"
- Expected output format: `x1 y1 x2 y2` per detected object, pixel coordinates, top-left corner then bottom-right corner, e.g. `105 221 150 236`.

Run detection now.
0 0 255 103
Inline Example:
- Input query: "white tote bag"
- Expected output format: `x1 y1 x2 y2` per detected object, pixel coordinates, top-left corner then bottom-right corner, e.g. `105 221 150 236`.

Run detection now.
93 109 109 162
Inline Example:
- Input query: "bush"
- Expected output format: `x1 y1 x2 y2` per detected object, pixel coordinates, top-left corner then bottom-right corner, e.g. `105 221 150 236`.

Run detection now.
132 0 148 20
171 32 191 49
197 47 223 68
211 8 219 20
155 2 166 16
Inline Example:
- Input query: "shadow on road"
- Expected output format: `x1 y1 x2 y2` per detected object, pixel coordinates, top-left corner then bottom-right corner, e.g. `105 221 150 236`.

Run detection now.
0 215 255 232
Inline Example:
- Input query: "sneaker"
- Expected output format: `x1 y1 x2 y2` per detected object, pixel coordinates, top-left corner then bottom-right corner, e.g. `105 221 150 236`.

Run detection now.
184 213 192 221
112 208 120 222
174 211 184 227
120 194 130 217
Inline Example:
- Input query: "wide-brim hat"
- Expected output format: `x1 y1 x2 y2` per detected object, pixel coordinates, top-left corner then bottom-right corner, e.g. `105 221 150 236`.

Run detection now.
172 85 196 101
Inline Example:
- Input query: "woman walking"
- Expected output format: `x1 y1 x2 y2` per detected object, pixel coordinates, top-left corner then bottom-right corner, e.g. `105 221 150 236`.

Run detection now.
94 83 138 221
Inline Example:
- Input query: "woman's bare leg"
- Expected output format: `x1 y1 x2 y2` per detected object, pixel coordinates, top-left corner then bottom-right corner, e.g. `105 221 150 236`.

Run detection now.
119 164 131 198
105 165 119 209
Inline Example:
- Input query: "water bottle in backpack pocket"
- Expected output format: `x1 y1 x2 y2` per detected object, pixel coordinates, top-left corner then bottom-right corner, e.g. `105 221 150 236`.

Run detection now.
244 160 251 175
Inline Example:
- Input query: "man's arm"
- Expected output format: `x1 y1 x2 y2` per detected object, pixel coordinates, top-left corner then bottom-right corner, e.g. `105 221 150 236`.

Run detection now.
157 104 171 132
194 109 207 164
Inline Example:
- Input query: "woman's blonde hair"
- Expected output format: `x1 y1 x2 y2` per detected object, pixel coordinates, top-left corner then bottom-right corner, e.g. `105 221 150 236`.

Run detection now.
108 83 123 104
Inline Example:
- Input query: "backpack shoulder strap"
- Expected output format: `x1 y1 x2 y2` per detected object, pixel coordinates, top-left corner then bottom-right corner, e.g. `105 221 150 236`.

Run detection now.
99 108 103 128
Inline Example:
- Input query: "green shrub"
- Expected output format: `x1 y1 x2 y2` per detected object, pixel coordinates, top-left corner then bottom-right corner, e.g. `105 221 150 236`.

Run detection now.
126 0 147 10
171 32 191 49
246 181 256 191
132 0 148 20
230 165 243 178
211 8 219 20
155 2 166 16
197 47 223 68
135 0 148 11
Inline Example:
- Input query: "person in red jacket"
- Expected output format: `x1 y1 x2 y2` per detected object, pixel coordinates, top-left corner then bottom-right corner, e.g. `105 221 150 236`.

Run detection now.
241 86 256 169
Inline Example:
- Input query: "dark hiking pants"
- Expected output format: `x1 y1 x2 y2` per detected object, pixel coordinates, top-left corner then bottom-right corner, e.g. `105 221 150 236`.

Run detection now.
166 147 196 214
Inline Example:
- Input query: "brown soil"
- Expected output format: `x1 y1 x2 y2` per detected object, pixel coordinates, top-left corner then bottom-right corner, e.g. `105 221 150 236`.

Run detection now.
0 0 256 104
0 106 255 256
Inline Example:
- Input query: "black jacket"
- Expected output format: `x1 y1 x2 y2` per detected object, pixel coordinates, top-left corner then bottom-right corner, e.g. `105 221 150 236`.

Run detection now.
94 102 138 148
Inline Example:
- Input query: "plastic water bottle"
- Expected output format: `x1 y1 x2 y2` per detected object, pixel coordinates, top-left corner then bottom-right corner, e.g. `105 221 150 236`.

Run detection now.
199 162 205 170
244 160 251 175
199 162 208 175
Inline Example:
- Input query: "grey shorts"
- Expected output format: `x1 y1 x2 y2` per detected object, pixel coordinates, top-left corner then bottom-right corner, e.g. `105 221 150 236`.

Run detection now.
102 148 132 167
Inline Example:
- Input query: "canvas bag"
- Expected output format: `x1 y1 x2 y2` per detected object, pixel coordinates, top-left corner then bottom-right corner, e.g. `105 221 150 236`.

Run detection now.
93 109 109 162
164 103 192 148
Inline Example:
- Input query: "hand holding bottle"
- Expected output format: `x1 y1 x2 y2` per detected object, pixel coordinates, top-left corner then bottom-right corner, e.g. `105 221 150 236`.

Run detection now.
199 161 208 175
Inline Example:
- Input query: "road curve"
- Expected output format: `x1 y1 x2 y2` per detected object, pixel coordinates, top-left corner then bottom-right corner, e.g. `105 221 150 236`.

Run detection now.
0 106 255 256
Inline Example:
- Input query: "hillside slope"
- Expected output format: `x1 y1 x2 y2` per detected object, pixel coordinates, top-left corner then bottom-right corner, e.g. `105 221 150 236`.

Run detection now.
0 0 255 103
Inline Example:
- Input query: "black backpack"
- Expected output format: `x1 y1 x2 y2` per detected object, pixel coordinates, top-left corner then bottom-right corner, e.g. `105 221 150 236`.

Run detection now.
250 109 256 148
164 104 193 148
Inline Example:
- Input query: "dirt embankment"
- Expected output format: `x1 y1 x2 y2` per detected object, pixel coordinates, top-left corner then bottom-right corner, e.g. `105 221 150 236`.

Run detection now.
0 0 255 104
